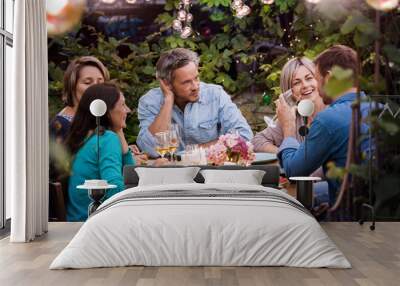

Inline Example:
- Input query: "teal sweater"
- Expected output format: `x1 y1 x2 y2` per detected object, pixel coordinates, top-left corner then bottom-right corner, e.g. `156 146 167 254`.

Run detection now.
67 130 135 221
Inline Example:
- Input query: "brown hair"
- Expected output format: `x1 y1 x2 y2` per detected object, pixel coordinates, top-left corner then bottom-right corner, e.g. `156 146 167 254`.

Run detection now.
314 45 359 81
62 56 110 107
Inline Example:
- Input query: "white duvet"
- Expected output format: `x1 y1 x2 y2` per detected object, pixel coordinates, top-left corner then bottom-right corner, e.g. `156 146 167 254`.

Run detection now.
50 183 351 269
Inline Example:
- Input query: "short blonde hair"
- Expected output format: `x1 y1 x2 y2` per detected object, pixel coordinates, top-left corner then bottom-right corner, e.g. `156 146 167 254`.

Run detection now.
62 56 110 107
280 57 315 93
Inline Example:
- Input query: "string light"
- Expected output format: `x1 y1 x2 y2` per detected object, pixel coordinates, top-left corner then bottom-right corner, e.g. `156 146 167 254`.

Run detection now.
172 0 194 38
181 26 193 39
236 5 251 18
177 10 187 21
231 0 251 18
170 0 287 37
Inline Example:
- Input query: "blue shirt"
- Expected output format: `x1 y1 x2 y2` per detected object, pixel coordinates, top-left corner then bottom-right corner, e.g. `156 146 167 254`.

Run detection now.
67 130 135 221
277 92 371 204
137 82 253 157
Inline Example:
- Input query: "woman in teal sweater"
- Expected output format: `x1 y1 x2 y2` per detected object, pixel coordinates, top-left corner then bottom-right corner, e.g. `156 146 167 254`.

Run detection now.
65 83 135 221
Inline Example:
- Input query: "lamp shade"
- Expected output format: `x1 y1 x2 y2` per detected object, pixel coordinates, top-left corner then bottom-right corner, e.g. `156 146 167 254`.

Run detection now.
297 99 315 117
90 99 107 117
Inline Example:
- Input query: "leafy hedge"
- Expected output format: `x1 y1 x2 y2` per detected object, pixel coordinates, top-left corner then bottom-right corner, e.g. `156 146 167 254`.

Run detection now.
48 0 400 143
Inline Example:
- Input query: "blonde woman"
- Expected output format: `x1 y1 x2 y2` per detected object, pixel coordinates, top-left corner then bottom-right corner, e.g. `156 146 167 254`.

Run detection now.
252 57 329 206
252 57 326 153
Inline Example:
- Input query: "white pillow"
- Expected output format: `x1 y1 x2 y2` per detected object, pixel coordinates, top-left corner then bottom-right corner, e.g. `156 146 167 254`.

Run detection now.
135 167 200 186
200 169 266 185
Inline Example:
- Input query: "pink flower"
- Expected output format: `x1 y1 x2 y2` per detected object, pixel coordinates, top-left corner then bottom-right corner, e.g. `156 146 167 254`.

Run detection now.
206 134 255 166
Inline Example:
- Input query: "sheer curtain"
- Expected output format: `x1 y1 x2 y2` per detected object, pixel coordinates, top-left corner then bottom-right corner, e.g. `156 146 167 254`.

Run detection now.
6 0 48 242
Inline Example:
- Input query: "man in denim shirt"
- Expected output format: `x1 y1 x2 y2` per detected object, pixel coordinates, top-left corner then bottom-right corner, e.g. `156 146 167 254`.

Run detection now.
276 45 371 205
137 48 253 157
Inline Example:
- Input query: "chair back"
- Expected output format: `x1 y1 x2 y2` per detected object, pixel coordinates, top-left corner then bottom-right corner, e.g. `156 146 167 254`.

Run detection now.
49 176 68 221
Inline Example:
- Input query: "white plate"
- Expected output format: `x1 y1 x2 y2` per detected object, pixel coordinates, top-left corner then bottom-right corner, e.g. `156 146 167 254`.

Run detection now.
289 176 321 181
77 184 117 190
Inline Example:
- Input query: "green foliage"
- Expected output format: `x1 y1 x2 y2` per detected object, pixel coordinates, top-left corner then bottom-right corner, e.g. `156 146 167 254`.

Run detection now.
323 66 354 98
48 1 400 140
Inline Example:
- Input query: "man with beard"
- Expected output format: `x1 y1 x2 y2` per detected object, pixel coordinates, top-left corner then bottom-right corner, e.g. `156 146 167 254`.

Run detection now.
137 48 253 158
276 45 371 205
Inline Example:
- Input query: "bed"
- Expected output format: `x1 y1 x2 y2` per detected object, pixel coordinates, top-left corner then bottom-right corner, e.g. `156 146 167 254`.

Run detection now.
50 165 350 269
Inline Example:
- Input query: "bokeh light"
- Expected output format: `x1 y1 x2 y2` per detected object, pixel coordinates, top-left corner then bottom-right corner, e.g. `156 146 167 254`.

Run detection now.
46 0 86 36
46 0 69 15
366 0 399 11
305 0 321 4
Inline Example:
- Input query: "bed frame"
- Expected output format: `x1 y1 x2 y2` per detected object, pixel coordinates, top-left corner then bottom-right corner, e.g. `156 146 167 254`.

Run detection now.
123 165 281 189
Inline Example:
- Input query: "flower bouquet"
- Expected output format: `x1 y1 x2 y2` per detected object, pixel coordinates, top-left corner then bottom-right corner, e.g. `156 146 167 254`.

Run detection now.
206 133 255 166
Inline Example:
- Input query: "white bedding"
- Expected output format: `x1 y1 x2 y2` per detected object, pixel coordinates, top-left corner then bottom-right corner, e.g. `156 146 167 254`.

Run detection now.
50 183 351 269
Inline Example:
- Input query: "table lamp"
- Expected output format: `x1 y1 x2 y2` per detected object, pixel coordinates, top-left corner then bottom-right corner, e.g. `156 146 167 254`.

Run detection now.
77 99 116 216
89 99 107 166
292 99 319 211
297 99 314 161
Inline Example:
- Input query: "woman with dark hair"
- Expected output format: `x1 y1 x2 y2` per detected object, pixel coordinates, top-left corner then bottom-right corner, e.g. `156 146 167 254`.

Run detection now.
49 56 146 180
65 83 134 221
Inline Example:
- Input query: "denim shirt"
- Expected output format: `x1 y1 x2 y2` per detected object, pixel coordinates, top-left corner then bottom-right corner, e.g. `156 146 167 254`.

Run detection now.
137 82 253 157
277 92 371 204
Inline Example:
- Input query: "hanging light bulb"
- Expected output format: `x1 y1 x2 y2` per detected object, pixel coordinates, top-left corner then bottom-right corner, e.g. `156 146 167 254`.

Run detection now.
172 19 183 31
261 0 274 4
177 10 187 21
126 0 137 3
231 0 244 10
305 0 321 3
366 0 399 11
180 26 193 38
186 13 193 23
101 0 117 3
235 5 251 18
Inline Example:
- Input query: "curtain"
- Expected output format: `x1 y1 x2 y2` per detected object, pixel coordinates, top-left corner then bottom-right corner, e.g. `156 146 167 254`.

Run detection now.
6 0 48 242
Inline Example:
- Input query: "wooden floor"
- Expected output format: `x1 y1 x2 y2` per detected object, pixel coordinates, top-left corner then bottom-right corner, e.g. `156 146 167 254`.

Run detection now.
0 222 399 286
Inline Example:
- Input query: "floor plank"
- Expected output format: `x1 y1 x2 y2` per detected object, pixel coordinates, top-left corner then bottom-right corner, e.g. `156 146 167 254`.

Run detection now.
0 222 399 286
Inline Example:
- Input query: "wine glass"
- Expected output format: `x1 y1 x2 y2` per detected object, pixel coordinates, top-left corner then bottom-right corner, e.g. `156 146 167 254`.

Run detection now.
155 132 169 158
169 124 180 163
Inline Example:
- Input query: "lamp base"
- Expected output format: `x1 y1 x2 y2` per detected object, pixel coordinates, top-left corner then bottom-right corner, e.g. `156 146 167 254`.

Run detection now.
289 177 321 210
88 188 106 216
